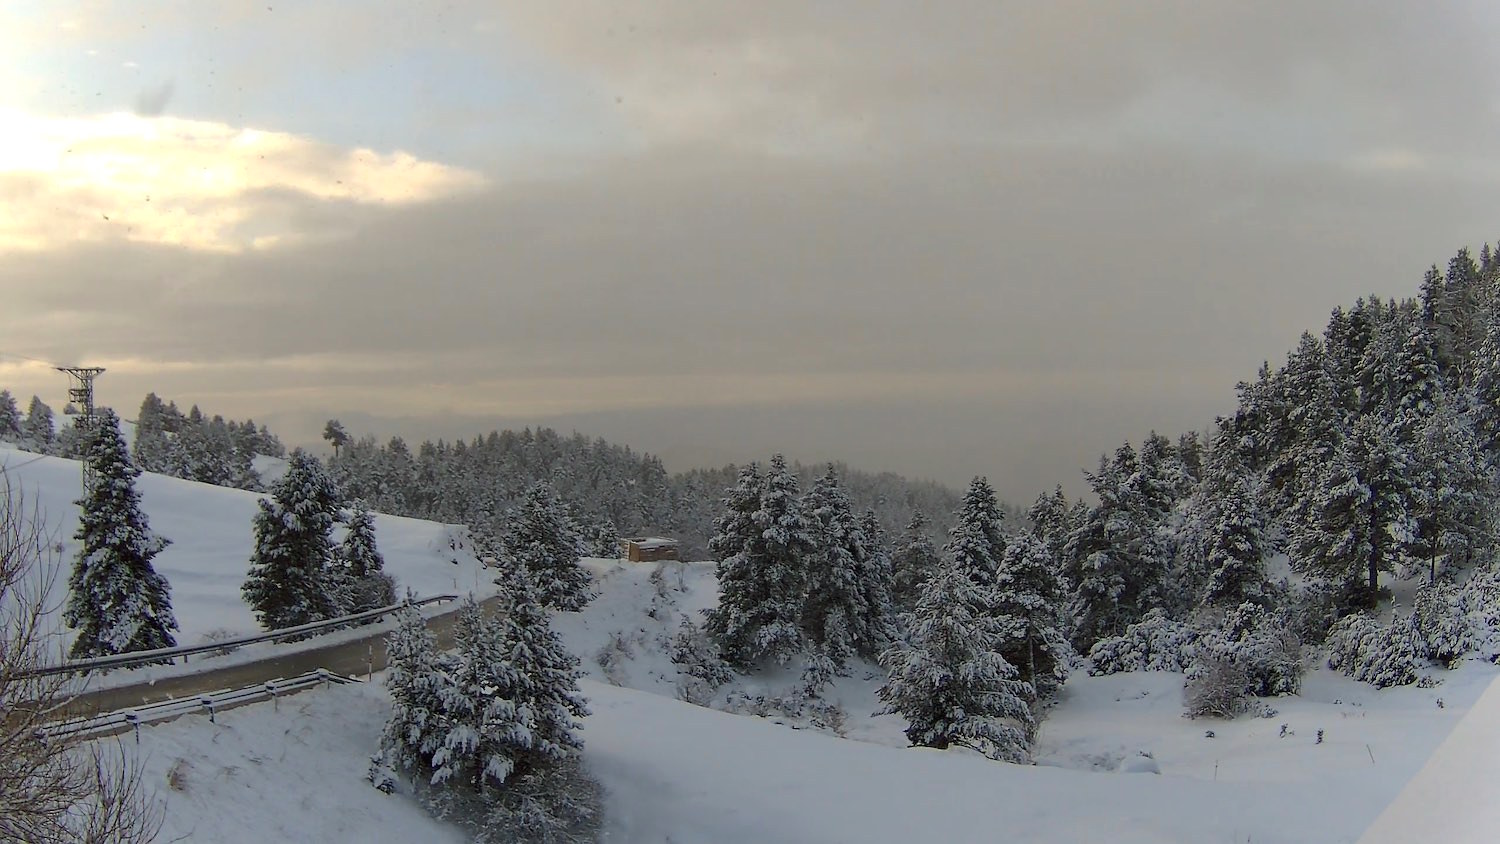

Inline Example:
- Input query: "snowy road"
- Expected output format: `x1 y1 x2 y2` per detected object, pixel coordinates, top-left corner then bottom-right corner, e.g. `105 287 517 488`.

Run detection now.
65 594 504 717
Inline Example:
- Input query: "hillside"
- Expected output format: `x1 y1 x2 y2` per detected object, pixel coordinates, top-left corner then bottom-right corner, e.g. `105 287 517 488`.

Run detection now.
106 555 1498 843
0 444 490 646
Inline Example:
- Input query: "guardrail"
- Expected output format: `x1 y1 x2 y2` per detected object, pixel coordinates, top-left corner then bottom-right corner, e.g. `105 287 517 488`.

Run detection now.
39 668 364 744
21 594 459 679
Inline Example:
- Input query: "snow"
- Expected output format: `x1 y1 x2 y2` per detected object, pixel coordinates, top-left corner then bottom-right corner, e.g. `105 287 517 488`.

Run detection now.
1358 669 1500 843
121 662 1497 844
547 559 1500 841
3 455 1488 841
0 444 491 649
122 682 464 844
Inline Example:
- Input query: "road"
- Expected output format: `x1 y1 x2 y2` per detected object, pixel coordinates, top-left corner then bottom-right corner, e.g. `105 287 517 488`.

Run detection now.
66 595 504 717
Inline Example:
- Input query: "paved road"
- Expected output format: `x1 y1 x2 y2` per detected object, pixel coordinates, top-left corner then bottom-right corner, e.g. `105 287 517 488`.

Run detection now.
67 595 504 717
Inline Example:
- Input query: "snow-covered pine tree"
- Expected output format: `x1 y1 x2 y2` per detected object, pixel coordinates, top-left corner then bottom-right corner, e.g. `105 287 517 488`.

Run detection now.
424 596 522 791
1469 306 1500 461
877 541 1036 764
890 510 940 613
856 508 898 653
1026 486 1072 566
1064 451 1164 651
992 530 1069 701
378 601 451 787
130 393 175 474
801 466 872 668
953 477 1007 587
341 499 396 612
1132 432 1191 520
53 418 90 460
0 390 21 442
499 482 593 611
1405 394 1493 580
21 396 54 454
1289 414 1410 612
1198 474 1272 610
63 409 177 660
707 463 762 562
242 449 345 629
1176 431 1205 483
588 521 621 559
704 454 815 668
489 567 589 781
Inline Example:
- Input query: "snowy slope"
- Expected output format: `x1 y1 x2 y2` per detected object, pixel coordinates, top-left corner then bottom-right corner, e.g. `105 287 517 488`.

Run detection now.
122 661 1495 844
1358 671 1500 843
123 682 464 844
5 459 1485 842
0 444 490 647
552 558 1498 842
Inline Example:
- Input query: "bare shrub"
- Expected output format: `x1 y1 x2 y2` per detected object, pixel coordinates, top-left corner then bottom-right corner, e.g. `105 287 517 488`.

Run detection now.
165 759 190 793
1 471 164 843
197 629 244 658
1184 656 1250 719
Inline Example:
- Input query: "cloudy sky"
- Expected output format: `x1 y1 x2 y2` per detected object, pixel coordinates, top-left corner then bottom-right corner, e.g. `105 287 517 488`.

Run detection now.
4 2 1500 503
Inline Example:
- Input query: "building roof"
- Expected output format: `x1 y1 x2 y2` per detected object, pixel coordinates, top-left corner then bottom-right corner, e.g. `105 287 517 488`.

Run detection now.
626 537 678 549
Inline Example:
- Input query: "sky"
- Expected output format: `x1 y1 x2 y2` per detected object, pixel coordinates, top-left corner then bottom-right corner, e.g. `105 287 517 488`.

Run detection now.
4 1 1500 504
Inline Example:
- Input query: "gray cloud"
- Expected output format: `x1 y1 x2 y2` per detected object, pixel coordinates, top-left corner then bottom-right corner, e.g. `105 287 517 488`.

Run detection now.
7 138 1497 502
7 2 1500 503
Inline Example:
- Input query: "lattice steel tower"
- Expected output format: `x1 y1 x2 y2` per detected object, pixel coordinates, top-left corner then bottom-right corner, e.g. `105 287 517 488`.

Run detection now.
57 366 105 486
57 366 106 427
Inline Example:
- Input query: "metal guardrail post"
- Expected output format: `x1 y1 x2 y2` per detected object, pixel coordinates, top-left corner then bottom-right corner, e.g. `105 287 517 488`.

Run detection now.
126 712 140 744
200 695 216 724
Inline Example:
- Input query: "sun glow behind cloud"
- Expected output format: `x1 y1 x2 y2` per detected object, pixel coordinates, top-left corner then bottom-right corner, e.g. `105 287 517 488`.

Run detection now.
0 108 485 253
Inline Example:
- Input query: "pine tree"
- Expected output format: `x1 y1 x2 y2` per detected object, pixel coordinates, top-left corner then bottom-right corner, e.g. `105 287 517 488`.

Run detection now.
801 466 872 668
54 418 90 460
1026 486 1072 564
378 602 450 785
63 410 177 660
242 450 345 629
704 454 814 667
708 463 762 562
131 393 165 472
1064 453 1164 650
992 530 1069 701
856 508 898 654
489 568 589 780
340 499 396 612
1198 475 1271 609
588 521 621 559
890 510 940 613
380 578 590 838
1289 414 1410 611
500 482 593 611
877 543 1036 764
1405 395 1493 580
953 477 1007 585
21 396 54 454
1471 307 1500 460
0 390 21 442
323 418 350 458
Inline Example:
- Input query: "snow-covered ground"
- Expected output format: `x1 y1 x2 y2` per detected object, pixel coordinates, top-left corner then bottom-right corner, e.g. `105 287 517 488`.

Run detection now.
100 557 1497 843
6 451 1492 841
0 444 491 650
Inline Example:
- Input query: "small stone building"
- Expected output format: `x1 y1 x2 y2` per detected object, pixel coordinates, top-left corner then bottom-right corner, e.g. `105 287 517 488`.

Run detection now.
621 537 680 562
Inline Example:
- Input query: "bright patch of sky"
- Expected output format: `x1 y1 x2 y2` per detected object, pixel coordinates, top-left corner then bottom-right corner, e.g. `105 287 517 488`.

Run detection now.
1 2 629 171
